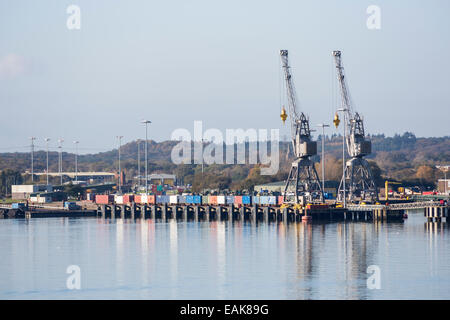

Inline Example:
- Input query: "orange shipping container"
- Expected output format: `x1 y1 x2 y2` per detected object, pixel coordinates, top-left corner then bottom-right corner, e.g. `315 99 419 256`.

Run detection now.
95 195 114 204
134 195 142 204
278 196 284 205
209 195 218 205
234 196 243 205
122 195 134 204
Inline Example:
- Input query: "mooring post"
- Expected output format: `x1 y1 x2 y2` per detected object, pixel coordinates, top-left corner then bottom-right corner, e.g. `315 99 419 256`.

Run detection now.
251 205 257 223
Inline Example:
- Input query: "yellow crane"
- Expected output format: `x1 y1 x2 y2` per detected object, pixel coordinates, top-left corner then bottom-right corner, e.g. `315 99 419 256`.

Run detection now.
385 180 402 200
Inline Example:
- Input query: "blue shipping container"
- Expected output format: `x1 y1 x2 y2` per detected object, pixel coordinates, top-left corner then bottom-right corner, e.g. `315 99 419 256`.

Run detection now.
185 195 194 204
226 196 235 204
267 196 277 205
259 196 269 205
252 196 260 205
242 196 251 205
156 195 170 204
193 195 202 204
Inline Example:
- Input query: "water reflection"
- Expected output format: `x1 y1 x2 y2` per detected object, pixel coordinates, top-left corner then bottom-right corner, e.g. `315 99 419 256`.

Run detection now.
1 212 449 299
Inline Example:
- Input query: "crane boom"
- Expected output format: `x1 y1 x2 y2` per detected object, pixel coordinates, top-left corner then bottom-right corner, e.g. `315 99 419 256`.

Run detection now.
279 50 323 204
332 50 378 203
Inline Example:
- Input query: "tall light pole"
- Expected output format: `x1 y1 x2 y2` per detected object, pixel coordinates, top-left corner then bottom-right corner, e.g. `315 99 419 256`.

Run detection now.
201 138 204 174
317 124 329 195
44 138 51 186
58 138 64 185
141 120 151 194
116 135 123 194
73 141 79 182
137 139 141 188
337 108 348 208
30 137 36 183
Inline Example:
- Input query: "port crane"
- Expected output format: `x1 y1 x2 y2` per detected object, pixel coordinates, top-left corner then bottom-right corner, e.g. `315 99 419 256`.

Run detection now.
332 50 378 203
279 50 323 204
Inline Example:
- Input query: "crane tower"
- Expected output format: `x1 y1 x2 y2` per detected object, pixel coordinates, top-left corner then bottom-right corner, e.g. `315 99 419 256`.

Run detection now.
332 50 378 203
280 50 323 204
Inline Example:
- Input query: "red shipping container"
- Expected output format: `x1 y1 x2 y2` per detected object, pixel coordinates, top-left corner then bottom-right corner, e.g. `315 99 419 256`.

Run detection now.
134 195 142 204
234 196 243 205
95 195 114 204
209 196 218 205
278 196 284 205
122 195 134 204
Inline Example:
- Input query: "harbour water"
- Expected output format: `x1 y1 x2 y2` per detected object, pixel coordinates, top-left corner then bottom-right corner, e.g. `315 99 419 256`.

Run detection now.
1 210 449 300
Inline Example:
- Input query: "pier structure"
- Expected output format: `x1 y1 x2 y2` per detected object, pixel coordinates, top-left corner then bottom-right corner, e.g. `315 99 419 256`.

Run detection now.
1 201 448 223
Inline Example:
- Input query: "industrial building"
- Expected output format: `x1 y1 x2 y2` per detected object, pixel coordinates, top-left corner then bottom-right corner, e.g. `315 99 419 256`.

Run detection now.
34 172 115 184
254 181 338 197
11 184 53 200
437 179 450 195
146 174 176 186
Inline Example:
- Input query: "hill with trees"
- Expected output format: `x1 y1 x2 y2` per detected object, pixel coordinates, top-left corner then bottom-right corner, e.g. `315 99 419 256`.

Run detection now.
0 133 448 195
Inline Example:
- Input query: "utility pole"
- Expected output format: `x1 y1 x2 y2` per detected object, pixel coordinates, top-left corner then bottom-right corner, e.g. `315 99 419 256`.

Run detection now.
58 138 64 185
317 124 329 195
44 138 50 186
141 120 151 194
73 141 79 182
201 138 204 174
137 139 141 188
30 137 36 183
116 135 123 194
337 108 348 208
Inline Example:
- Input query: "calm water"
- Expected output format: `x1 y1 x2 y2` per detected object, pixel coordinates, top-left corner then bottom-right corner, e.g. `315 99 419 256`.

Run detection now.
1 211 449 300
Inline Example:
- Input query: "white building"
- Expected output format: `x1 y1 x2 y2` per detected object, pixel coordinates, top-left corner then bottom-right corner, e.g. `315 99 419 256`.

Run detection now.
11 185 53 199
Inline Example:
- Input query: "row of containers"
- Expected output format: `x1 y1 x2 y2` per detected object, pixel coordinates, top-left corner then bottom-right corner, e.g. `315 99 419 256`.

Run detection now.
95 194 284 206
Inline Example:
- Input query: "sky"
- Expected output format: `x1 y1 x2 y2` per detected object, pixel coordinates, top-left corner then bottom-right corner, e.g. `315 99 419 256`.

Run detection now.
0 0 449 154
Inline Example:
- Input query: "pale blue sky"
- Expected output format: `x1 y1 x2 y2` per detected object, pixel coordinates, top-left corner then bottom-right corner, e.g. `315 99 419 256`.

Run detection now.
0 0 449 153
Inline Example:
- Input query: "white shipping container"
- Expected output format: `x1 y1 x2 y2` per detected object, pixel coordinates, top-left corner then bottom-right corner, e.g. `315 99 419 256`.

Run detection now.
140 195 148 204
169 195 179 204
38 197 51 203
115 195 124 204
217 196 226 205
30 196 39 203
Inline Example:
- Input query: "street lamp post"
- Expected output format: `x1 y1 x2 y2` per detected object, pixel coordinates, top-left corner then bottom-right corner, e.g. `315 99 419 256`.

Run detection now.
116 135 123 194
141 120 151 194
317 124 330 194
44 138 51 186
337 108 348 208
73 141 79 182
137 139 141 188
58 138 64 185
30 137 36 183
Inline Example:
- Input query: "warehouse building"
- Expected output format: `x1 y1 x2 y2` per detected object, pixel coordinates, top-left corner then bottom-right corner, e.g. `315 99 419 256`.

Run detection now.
146 174 177 186
254 181 338 196
437 179 450 195
11 184 53 200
